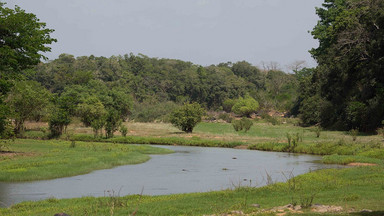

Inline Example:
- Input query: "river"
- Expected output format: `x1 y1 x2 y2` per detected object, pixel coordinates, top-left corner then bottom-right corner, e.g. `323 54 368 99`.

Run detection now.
0 145 343 206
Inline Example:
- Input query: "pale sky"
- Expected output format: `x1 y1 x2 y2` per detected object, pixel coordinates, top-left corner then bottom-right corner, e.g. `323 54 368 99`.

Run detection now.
5 0 324 70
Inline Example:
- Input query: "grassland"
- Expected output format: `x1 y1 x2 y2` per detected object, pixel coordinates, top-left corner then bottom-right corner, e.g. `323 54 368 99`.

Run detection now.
0 139 172 181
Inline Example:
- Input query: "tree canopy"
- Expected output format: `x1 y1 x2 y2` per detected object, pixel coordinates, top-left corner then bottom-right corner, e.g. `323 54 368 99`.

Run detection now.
0 3 56 137
0 3 56 73
298 0 384 131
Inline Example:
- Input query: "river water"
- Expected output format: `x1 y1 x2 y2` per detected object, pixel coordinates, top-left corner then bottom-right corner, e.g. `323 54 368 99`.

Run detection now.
0 145 342 206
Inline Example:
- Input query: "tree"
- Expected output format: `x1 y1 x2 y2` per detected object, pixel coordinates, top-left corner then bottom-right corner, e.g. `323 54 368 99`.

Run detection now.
6 80 51 134
231 96 259 117
48 107 71 138
169 103 205 133
303 0 384 131
0 3 56 72
77 97 106 137
104 109 121 138
0 3 56 136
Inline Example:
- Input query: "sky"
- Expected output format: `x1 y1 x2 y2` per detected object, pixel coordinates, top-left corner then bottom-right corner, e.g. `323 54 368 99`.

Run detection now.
5 0 324 70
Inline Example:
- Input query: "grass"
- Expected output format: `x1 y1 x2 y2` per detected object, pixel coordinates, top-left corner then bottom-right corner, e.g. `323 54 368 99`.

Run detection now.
0 139 173 181
22 120 383 146
1 165 383 215
21 120 384 165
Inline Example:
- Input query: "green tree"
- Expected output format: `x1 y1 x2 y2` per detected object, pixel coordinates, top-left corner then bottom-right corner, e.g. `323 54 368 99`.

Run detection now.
48 107 71 138
104 109 121 138
169 102 205 133
0 3 56 72
0 3 56 136
231 96 259 117
305 0 384 131
77 97 107 137
6 80 51 134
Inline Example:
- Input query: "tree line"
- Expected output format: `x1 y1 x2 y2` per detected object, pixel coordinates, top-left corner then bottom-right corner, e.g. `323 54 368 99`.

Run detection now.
1 0 383 139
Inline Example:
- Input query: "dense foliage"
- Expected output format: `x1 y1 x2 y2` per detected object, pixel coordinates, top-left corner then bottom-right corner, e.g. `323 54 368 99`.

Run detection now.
297 0 384 132
169 103 205 133
231 96 259 117
0 3 56 138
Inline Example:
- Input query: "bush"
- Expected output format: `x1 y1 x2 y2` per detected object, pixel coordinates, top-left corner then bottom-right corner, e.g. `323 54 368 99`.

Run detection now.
120 125 128 137
261 113 280 125
232 117 253 132
169 102 205 133
377 127 384 139
49 108 71 138
131 101 180 122
231 96 259 117
350 129 359 141
105 109 121 138
218 113 233 123
222 99 236 113
312 126 322 138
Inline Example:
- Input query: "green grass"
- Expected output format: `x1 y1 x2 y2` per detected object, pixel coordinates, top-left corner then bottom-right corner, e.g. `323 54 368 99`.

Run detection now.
1 165 383 215
70 133 245 148
0 139 173 181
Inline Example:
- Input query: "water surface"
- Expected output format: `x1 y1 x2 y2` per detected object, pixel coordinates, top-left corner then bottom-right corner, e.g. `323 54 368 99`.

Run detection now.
0 145 342 206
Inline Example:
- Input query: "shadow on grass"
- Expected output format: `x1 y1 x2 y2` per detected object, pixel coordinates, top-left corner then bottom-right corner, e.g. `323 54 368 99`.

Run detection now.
171 132 187 135
350 211 384 216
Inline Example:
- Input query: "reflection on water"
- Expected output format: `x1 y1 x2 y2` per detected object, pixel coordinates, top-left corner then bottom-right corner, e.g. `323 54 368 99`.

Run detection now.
0 145 343 206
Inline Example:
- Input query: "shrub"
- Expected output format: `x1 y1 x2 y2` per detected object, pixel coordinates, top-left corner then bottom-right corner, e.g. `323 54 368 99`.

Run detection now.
218 113 233 123
131 100 179 122
350 129 359 141
377 127 384 139
120 125 128 137
261 113 280 125
222 99 236 113
232 117 253 132
286 132 301 152
312 126 322 138
49 108 71 138
105 109 121 138
231 96 259 117
169 102 205 133
232 120 242 132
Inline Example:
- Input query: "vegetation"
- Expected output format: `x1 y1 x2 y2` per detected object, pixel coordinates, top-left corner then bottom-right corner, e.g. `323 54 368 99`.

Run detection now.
1 1 384 215
296 0 384 132
0 139 172 181
0 2 56 138
231 117 253 132
231 96 259 117
169 102 205 133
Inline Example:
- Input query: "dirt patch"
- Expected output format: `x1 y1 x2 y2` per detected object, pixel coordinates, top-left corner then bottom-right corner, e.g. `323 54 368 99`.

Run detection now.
347 162 377 166
0 151 36 158
234 145 248 149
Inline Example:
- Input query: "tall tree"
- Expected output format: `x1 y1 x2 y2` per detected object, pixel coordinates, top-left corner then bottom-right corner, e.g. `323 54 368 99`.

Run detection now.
304 0 384 131
6 80 51 134
0 3 56 137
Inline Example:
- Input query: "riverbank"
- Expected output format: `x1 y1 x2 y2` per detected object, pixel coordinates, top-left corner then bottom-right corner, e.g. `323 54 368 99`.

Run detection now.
1 165 383 215
0 139 172 182
21 121 384 166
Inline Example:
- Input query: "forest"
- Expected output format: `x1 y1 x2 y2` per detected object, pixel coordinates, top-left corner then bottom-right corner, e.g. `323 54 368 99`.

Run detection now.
1 0 384 138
